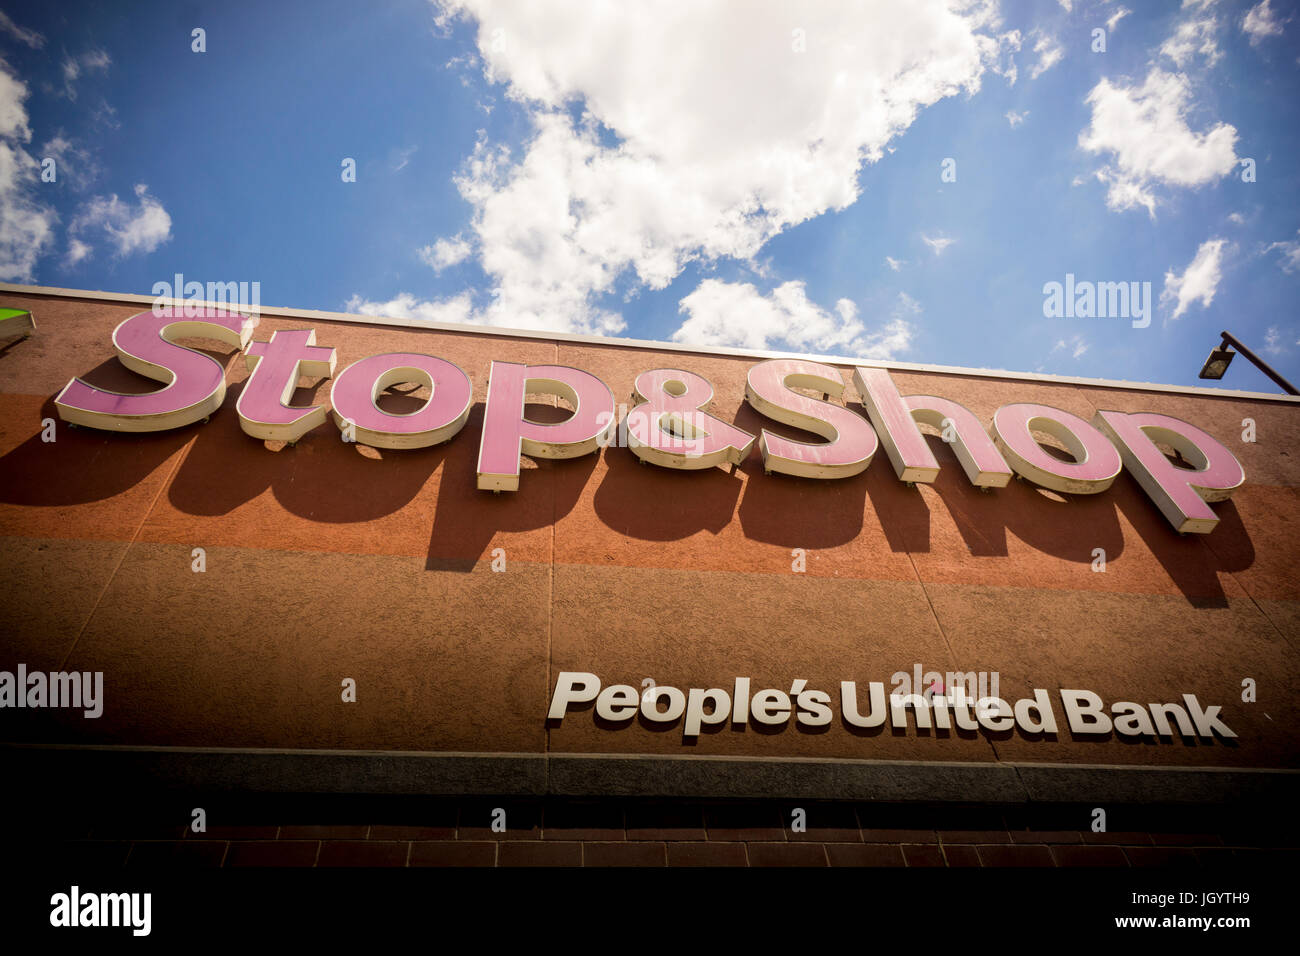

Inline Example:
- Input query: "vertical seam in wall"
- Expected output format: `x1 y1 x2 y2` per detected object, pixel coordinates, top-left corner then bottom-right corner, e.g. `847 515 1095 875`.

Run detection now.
1202 535 1298 653
544 340 558 795
1010 764 1030 805
901 549 1000 755
896 373 1121 770
56 431 197 671
57 348 243 671
546 508 555 796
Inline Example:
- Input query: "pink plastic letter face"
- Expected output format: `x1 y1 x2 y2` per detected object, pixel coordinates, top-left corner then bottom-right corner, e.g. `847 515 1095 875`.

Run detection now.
904 396 1013 488
853 366 939 483
236 330 338 442
745 359 876 479
991 403 1122 494
626 368 754 471
477 362 615 491
329 352 472 450
54 308 252 431
853 367 1011 488
1094 410 1245 533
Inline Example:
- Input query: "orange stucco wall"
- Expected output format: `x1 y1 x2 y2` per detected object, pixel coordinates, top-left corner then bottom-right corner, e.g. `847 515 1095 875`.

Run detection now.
1 290 1297 781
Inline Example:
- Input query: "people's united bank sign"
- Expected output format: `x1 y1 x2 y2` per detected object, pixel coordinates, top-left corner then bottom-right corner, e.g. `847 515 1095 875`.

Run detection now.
54 306 1246 535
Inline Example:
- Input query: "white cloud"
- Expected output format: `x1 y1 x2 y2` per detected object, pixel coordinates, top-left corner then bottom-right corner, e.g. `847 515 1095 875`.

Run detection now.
417 0 1005 335
1052 334 1088 360
1030 32 1063 78
345 291 475 324
1106 7 1131 32
0 11 44 49
922 234 955 255
418 235 472 272
1263 326 1284 354
1266 230 1300 273
1005 109 1029 127
672 279 916 359
1058 0 1073 11
390 145 418 172
0 63 32 143
885 255 904 271
1079 68 1238 217
65 238 91 266
1242 1 1285 44
1161 238 1228 319
1227 211 1245 225
0 58 56 281
69 183 172 258
60 49 110 101
989 29 1022 86
1160 17 1221 67
40 133 97 190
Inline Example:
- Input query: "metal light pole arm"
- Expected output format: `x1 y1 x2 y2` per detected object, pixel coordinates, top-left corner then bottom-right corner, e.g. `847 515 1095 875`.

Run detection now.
1218 331 1299 395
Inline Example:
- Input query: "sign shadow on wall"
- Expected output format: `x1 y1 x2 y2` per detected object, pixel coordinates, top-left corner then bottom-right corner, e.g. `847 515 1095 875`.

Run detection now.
4 350 1258 604
0 354 221 509
428 402 599 572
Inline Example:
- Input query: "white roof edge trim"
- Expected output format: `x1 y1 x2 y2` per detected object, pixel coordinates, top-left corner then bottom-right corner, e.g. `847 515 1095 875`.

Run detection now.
3 282 1298 404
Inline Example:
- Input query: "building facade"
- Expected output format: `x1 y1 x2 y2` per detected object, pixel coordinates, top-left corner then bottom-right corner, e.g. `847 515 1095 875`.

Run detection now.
3 284 1298 867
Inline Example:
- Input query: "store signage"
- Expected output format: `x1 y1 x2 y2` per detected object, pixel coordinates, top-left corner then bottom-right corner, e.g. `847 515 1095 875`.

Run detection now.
52 308 1247 533
0 307 35 339
547 672 1238 742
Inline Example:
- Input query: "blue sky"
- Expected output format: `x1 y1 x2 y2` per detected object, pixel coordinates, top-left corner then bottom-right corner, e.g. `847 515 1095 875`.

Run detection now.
2 0 1298 391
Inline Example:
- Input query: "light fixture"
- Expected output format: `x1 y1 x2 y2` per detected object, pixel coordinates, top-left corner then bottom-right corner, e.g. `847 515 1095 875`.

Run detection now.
1198 331 1298 395
1198 343 1234 381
